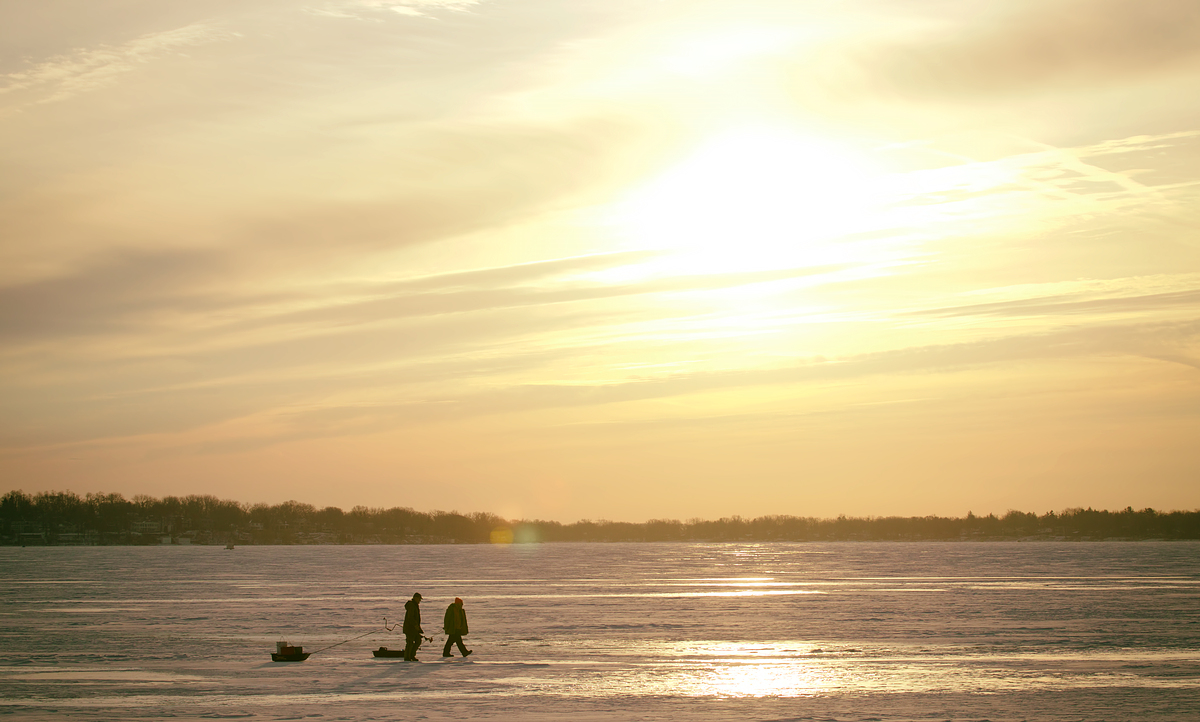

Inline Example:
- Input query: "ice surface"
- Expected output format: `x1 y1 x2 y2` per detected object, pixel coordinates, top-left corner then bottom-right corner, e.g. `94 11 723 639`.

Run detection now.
1 542 1198 721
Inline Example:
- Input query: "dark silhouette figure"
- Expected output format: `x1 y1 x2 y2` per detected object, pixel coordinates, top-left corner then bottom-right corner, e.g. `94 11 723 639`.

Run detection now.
402 593 423 661
442 597 471 657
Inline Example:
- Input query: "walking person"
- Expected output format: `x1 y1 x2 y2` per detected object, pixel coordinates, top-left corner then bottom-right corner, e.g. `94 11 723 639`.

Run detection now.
442 597 472 658
402 593 423 661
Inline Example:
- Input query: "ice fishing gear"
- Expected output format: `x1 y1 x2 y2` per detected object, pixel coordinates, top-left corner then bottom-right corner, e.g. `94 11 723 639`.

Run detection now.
271 642 309 662
383 617 433 639
373 635 432 658
373 624 434 658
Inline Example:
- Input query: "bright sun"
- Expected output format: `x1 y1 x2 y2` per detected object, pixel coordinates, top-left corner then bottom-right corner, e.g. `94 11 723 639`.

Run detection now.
611 126 886 274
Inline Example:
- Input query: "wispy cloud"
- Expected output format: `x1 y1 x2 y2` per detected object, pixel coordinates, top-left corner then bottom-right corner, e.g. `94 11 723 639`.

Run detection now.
869 0 1200 97
309 0 484 20
0 23 237 107
905 288 1200 321
139 316 1200 456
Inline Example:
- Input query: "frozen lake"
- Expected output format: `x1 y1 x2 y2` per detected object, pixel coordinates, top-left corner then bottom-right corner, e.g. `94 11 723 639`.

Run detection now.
2 542 1198 721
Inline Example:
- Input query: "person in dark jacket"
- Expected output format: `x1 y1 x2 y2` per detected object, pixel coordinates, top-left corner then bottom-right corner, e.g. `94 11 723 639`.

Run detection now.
402 593 423 661
442 597 472 657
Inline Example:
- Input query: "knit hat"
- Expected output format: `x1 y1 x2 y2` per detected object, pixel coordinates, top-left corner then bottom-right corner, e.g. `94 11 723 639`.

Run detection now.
413 593 422 600
455 597 463 604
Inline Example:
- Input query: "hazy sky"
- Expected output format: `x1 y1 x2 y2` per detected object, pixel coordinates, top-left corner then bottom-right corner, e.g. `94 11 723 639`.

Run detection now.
2 0 1198 521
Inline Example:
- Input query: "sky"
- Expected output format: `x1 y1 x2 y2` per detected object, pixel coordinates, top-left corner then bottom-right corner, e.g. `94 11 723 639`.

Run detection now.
2 0 1198 522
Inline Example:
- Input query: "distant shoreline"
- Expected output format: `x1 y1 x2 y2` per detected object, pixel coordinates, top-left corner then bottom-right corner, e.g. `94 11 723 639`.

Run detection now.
9 538 1200 548
4 490 1198 545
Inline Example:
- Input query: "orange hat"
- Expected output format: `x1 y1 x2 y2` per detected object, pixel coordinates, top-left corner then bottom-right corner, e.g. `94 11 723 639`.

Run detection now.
455 597 463 604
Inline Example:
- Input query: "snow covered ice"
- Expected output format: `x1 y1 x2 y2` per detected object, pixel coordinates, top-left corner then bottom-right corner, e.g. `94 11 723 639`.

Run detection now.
2 542 1198 721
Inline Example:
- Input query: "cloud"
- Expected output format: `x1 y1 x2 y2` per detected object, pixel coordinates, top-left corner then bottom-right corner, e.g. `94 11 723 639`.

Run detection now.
0 238 848 353
308 0 484 20
151 315 1200 456
869 0 1200 98
0 22 236 107
447 318 1200 415
376 0 483 16
0 249 237 340
0 107 651 290
223 260 845 337
906 289 1200 320
8 308 1194 452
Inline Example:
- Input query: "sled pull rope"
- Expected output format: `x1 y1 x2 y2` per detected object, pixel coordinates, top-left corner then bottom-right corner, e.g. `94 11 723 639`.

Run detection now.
307 618 390 655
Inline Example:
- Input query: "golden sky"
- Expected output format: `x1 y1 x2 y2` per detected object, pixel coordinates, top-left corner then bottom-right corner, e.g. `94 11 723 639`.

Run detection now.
2 0 1198 521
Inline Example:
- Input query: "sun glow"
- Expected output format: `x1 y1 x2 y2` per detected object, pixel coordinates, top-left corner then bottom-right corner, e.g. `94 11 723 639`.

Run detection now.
664 643 844 698
611 127 889 274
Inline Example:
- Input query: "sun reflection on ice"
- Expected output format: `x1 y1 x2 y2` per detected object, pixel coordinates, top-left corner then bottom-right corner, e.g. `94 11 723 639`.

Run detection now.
701 660 834 698
662 643 847 698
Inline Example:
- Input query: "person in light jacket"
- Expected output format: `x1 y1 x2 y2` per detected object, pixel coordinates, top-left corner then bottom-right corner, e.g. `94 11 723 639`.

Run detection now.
442 597 472 658
402 593 423 661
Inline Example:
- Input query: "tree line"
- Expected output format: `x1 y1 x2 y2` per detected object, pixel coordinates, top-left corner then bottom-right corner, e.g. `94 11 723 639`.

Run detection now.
2 489 1198 545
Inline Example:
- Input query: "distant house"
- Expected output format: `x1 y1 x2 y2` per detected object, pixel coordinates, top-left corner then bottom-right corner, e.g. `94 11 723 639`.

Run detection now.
132 519 162 534
10 521 46 544
10 520 42 534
